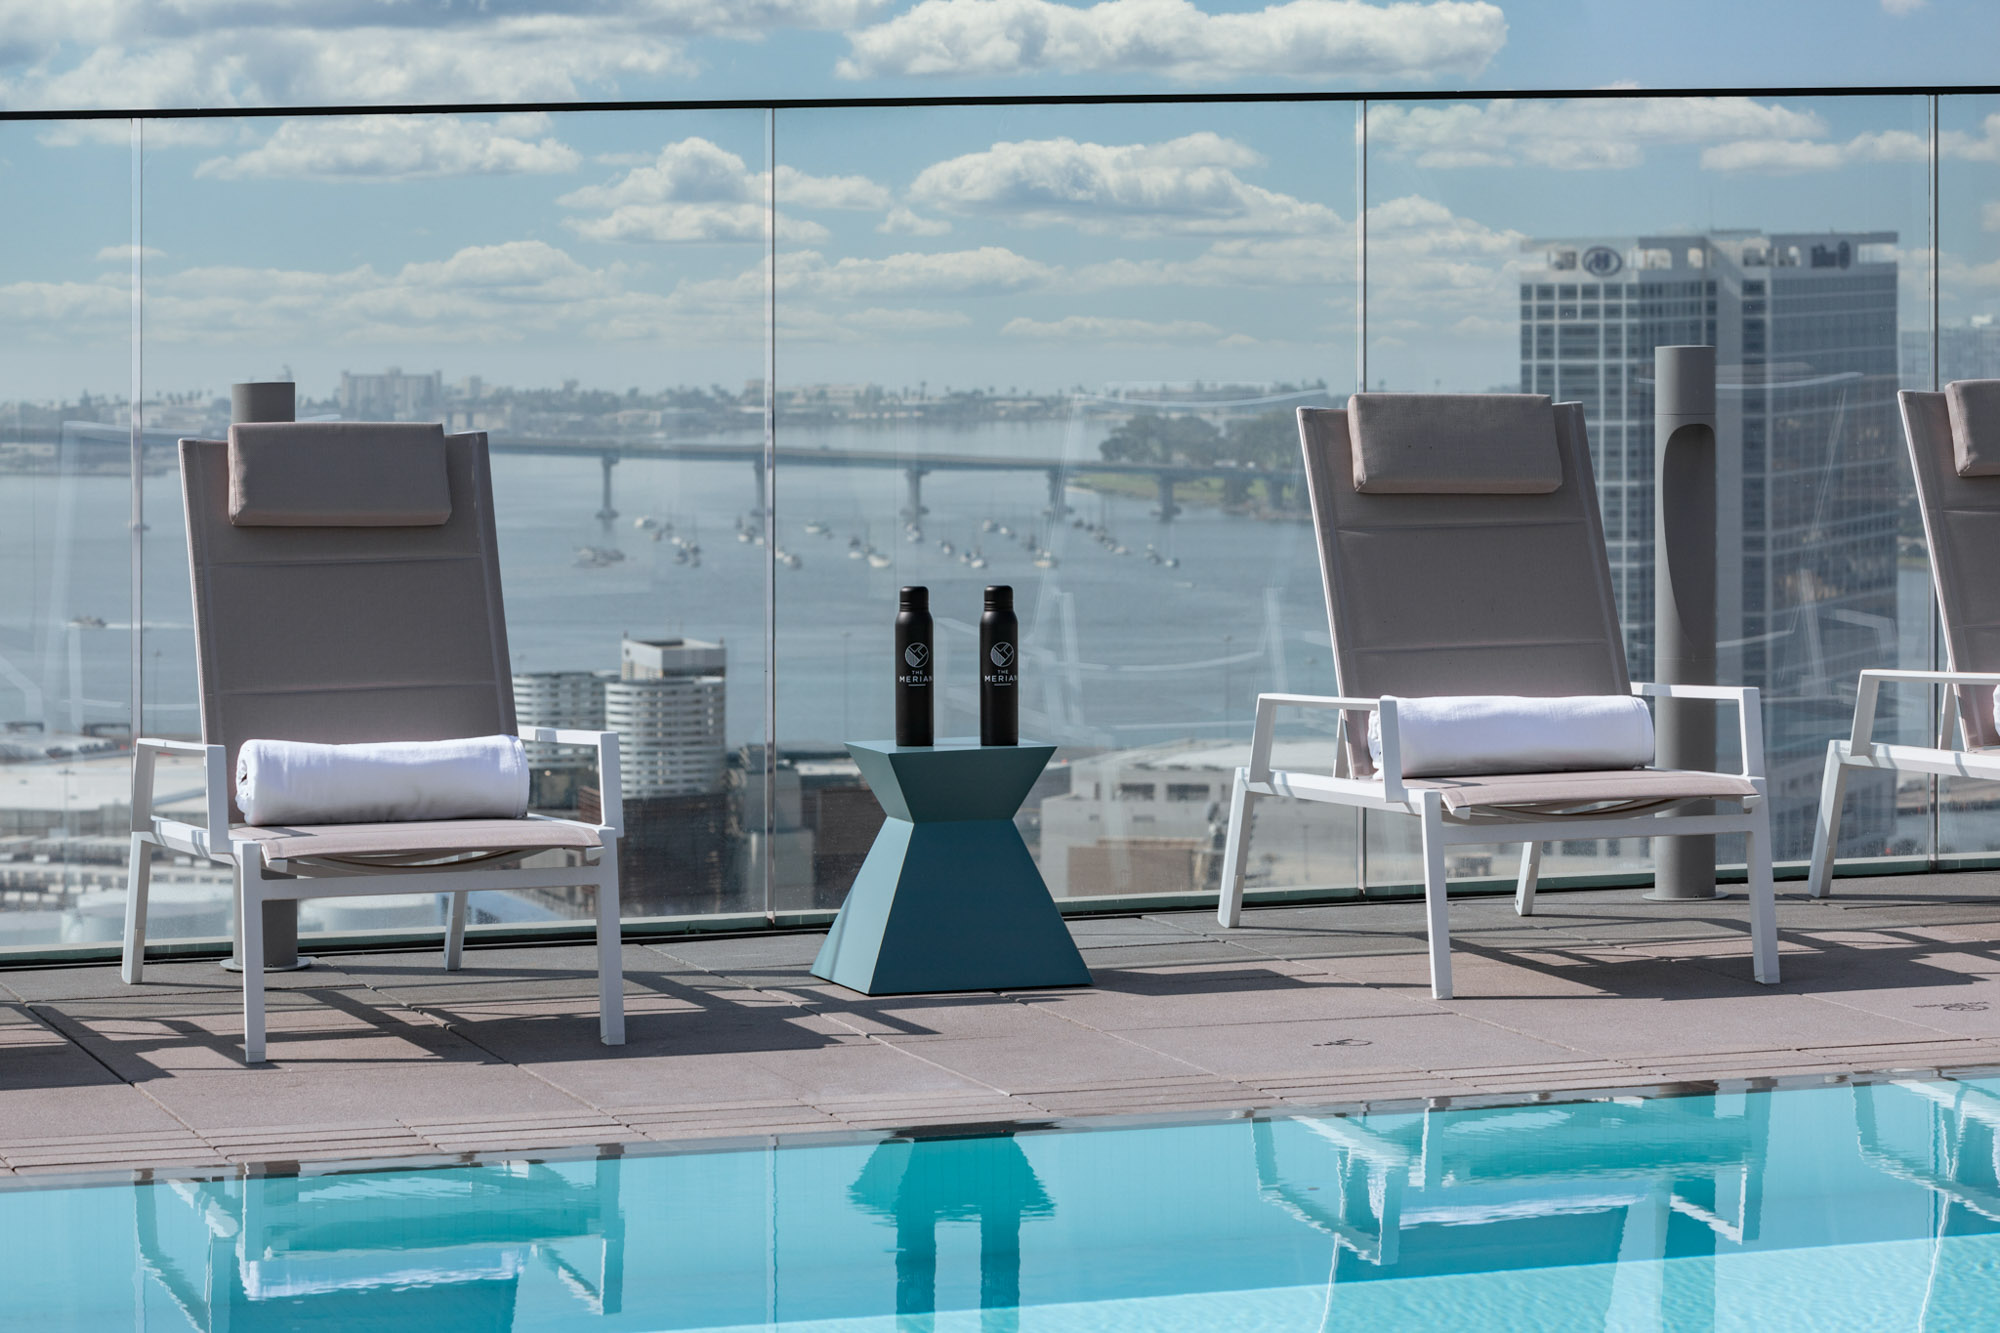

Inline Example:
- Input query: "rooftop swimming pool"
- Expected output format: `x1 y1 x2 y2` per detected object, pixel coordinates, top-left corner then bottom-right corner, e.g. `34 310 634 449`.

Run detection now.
5 1075 1999 1330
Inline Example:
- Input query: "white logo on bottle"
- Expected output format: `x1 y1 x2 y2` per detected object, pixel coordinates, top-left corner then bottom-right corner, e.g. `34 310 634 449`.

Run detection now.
989 642 1015 669
904 643 929 670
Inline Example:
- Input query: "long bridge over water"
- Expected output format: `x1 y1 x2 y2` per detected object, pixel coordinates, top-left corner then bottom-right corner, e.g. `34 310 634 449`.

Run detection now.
55 423 1305 523
485 436 1303 524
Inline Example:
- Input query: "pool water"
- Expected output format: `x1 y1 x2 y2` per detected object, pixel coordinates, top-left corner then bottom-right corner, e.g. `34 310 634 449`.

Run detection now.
6 1077 2000 1330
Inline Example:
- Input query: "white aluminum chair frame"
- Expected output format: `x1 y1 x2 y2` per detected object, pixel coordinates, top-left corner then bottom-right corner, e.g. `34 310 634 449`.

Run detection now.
121 726 627 1063
1216 685 1779 998
1805 667 2000 899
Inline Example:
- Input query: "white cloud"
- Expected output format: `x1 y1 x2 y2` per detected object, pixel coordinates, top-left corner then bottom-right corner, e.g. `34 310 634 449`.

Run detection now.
1698 115 2000 175
908 132 1340 235
194 114 579 180
0 237 767 347
843 306 973 331
0 279 129 331
777 164 892 211
788 246 1058 298
839 0 1505 82
558 138 891 244
878 207 953 236
94 244 163 262
1882 0 1926 13
1699 129 1927 174
1369 97 1827 170
1001 314 1226 340
1 1 890 110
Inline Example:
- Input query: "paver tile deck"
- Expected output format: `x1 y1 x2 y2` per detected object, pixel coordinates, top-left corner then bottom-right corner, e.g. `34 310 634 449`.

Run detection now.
8 873 2000 1174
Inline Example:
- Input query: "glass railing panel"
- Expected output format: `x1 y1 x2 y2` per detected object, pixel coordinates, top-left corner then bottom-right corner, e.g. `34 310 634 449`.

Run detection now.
133 109 769 936
0 119 137 950
770 102 1358 911
1362 93 1930 879
1932 93 2000 868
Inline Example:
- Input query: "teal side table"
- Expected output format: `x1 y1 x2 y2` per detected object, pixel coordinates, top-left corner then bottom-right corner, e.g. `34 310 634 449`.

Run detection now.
812 738 1092 995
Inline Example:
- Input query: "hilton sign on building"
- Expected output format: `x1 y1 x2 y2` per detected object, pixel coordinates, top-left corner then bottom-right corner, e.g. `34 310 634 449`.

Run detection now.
1518 230 1903 862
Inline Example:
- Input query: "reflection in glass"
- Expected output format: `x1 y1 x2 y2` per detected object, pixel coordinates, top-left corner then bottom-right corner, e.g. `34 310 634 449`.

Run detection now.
13 1080 2000 1327
772 104 1357 911
124 110 768 936
1366 95 1929 871
0 121 136 949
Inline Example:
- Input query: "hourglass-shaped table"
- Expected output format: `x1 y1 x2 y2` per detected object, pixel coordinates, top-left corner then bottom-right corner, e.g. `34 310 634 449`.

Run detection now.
812 738 1092 995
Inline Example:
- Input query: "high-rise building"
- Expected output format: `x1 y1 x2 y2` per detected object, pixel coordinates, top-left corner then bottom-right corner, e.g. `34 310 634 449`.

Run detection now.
1901 318 2000 388
513 638 735 916
339 367 443 421
608 637 728 798
1518 230 1903 859
511 669 611 808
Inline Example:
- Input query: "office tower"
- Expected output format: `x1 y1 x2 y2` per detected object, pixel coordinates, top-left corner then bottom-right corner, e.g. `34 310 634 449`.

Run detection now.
1902 318 2000 387
1518 231 1903 859
512 669 611 809
338 367 444 421
607 637 728 799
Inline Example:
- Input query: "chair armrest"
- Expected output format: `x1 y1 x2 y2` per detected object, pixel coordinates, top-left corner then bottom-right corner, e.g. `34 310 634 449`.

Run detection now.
520 727 622 836
1847 669 2000 758
1249 693 1401 801
133 737 229 851
1630 683 1764 782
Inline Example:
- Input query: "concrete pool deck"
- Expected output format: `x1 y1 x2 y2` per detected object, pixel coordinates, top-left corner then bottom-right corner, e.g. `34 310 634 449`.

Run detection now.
8 874 2000 1177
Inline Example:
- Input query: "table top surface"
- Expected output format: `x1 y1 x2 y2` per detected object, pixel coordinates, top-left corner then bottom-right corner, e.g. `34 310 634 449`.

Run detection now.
847 737 1054 758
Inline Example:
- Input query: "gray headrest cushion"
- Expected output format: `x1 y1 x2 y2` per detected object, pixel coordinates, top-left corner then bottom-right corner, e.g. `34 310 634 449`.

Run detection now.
228 421 452 526
1348 393 1562 495
1946 380 2000 478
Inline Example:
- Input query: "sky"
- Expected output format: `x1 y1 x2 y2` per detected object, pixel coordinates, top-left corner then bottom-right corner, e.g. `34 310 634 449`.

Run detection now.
3 0 1999 400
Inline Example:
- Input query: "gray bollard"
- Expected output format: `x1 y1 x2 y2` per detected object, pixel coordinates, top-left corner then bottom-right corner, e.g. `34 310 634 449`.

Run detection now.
230 381 295 426
225 382 312 970
1648 346 1719 900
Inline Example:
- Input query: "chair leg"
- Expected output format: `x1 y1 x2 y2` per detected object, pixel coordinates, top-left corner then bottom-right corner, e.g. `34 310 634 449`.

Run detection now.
1216 767 1256 928
122 833 153 984
444 891 468 971
1513 840 1542 918
1419 792 1454 1000
595 846 626 1047
1805 742 1849 901
238 851 268 1064
1746 804 1781 986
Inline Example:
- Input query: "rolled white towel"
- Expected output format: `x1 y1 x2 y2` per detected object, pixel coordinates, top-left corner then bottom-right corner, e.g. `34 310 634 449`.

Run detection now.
1368 695 1654 778
236 735 529 826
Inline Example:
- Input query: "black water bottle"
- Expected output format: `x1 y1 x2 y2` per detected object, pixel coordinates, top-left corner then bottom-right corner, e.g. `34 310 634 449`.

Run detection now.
980 585 1018 746
894 586 934 747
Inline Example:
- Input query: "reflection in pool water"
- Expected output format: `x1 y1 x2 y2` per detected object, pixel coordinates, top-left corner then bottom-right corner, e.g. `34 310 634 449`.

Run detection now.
5 1078 2000 1329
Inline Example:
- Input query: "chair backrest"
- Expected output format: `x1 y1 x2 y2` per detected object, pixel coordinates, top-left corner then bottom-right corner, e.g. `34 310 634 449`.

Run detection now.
1296 396 1629 775
1901 387 2000 748
180 424 517 821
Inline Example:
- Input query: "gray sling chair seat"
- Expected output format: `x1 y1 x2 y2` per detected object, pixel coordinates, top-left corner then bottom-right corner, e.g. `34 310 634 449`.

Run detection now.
120 422 627 1063
1216 394 1780 998
1808 383 2000 898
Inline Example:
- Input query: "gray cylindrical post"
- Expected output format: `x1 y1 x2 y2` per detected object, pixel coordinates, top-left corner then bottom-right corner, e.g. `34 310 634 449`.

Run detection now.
1648 346 1719 900
231 381 295 426
226 382 310 969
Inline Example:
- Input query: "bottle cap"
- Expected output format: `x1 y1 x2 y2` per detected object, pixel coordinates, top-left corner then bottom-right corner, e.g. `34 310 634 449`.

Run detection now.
899 585 929 607
984 585 1013 608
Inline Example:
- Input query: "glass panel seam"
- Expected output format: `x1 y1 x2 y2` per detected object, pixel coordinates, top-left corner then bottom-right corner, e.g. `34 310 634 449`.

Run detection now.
764 106 778 923
129 119 143 750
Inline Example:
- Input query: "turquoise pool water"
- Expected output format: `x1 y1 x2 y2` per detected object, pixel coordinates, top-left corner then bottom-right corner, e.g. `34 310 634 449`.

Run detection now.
5 1077 2000 1330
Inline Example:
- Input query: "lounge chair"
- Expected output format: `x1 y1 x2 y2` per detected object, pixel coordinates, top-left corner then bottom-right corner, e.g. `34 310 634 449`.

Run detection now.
121 421 626 1062
1808 383 2000 898
1215 394 1779 997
